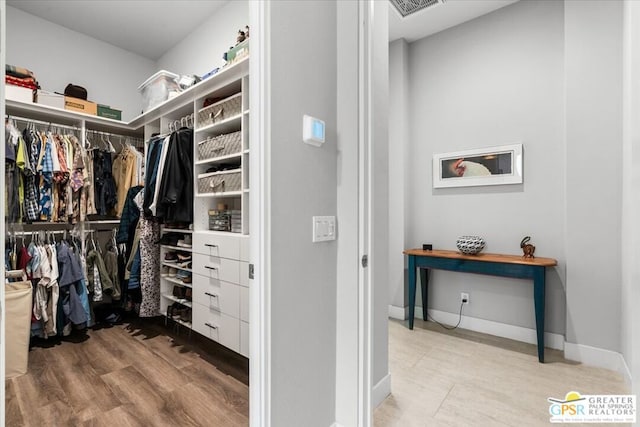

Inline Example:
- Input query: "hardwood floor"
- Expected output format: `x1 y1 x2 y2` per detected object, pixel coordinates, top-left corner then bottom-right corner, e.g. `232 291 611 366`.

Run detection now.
374 319 630 427
5 317 249 427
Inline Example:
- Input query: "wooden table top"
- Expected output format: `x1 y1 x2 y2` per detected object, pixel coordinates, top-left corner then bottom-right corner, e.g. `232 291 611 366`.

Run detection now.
403 249 557 267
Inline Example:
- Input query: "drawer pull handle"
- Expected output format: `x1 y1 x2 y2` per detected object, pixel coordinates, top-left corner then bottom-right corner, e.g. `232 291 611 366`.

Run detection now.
205 266 218 271
205 322 218 330
205 292 219 298
205 244 218 248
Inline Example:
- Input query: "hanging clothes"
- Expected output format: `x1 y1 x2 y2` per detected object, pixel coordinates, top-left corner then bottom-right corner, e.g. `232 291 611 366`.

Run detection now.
143 135 165 217
112 144 141 217
92 149 117 216
135 190 161 317
155 128 193 223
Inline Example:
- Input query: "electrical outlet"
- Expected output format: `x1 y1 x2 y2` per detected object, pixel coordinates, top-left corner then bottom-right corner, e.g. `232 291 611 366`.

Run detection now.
461 292 469 304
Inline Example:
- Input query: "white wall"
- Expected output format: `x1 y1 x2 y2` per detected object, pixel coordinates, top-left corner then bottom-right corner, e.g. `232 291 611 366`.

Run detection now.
6 6 157 121
565 0 622 353
156 0 249 77
401 0 566 336
623 0 640 398
335 0 360 423
371 0 390 402
268 1 337 425
388 39 409 312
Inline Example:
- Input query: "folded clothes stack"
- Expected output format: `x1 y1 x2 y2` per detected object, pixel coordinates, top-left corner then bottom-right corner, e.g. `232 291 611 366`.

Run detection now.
6 64 40 90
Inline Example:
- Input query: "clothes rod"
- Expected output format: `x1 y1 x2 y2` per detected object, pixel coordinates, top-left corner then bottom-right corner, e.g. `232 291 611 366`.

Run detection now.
6 115 81 131
87 128 143 142
9 230 68 236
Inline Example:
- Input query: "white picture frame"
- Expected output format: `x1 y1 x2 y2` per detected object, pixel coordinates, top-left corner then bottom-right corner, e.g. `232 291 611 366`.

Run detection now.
432 143 523 188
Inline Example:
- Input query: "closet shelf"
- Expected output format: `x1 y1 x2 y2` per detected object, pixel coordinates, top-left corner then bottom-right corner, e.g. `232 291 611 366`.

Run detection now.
6 99 140 137
161 293 193 308
86 219 120 225
196 191 243 198
194 114 242 135
163 313 192 329
161 275 193 288
161 261 192 272
128 56 249 127
162 228 193 234
161 244 193 252
195 152 242 166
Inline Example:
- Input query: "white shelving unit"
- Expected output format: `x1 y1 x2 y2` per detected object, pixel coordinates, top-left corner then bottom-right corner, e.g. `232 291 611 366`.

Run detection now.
5 57 251 358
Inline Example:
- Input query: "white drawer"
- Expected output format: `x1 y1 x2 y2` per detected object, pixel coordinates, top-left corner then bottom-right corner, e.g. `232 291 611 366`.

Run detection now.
239 261 249 287
240 321 249 358
193 303 240 353
239 285 249 323
239 236 250 262
193 274 240 319
192 232 240 259
193 253 240 284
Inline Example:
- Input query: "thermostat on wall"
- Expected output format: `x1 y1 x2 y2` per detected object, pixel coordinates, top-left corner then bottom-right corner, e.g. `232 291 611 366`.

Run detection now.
303 115 325 147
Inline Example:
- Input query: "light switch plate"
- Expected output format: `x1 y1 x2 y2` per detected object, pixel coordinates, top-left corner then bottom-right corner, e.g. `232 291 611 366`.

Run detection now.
312 216 336 242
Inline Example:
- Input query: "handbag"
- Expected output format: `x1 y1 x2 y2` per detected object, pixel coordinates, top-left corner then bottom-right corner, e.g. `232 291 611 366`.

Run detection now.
64 84 87 100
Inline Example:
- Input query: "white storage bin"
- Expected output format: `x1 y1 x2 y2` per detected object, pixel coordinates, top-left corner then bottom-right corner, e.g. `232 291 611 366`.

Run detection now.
6 85 34 103
37 90 65 109
137 70 180 113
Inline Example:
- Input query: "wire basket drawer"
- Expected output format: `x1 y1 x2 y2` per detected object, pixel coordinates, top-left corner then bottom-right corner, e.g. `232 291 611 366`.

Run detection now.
197 131 242 161
197 170 242 194
197 93 242 129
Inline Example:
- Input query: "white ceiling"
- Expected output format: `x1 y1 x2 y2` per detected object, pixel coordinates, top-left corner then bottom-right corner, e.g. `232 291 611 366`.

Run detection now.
7 0 518 60
389 0 519 43
6 0 229 60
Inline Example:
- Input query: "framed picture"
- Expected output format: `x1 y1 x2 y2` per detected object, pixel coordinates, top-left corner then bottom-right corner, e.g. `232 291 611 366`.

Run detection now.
432 143 523 188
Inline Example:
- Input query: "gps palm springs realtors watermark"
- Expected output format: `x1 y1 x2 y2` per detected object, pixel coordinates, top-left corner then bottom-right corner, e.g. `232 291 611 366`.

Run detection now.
548 391 636 423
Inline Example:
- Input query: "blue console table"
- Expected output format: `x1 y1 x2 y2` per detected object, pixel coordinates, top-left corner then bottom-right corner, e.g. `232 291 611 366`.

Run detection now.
403 249 557 363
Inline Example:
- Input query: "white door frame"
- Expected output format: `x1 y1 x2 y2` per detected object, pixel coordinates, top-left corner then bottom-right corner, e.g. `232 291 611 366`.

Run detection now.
249 1 270 426
249 1 383 426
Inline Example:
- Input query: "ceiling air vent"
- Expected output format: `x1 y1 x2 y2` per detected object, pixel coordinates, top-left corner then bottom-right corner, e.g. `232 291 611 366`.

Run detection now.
390 0 445 18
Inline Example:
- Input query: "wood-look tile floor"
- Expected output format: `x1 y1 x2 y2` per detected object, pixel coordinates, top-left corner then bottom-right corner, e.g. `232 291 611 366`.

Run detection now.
5 318 249 427
374 319 630 427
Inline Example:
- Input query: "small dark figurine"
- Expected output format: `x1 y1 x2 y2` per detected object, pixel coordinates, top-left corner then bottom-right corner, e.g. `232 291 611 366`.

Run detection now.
520 236 535 259
237 29 246 44
245 25 250 39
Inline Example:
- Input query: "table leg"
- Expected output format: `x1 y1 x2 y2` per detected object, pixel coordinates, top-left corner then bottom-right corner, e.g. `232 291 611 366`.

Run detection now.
533 267 546 363
408 255 416 330
420 268 429 321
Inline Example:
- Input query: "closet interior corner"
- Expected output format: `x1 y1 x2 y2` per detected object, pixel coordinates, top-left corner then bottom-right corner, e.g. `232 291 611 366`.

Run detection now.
4 2 251 425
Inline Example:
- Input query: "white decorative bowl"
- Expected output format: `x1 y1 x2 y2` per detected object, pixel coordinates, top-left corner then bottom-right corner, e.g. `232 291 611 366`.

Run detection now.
456 236 485 255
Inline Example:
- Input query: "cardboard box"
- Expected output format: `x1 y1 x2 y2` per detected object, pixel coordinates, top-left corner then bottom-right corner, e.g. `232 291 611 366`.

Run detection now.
64 96 97 115
225 39 249 64
37 90 65 109
6 85 34 103
97 104 122 121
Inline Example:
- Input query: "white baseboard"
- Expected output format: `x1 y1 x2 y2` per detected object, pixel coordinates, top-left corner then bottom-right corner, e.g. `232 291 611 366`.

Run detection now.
388 305 564 350
372 373 391 408
565 342 632 383
329 424 345 427
388 304 407 320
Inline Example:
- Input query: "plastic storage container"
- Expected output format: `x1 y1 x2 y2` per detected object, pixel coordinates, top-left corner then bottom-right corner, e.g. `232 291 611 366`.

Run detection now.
138 70 180 113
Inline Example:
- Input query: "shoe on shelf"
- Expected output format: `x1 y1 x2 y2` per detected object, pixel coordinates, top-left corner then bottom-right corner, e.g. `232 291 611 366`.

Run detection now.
180 308 192 323
177 260 192 269
181 275 192 285
177 253 192 262
165 252 178 262
177 235 193 247
176 269 190 279
157 232 183 246
172 285 186 299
